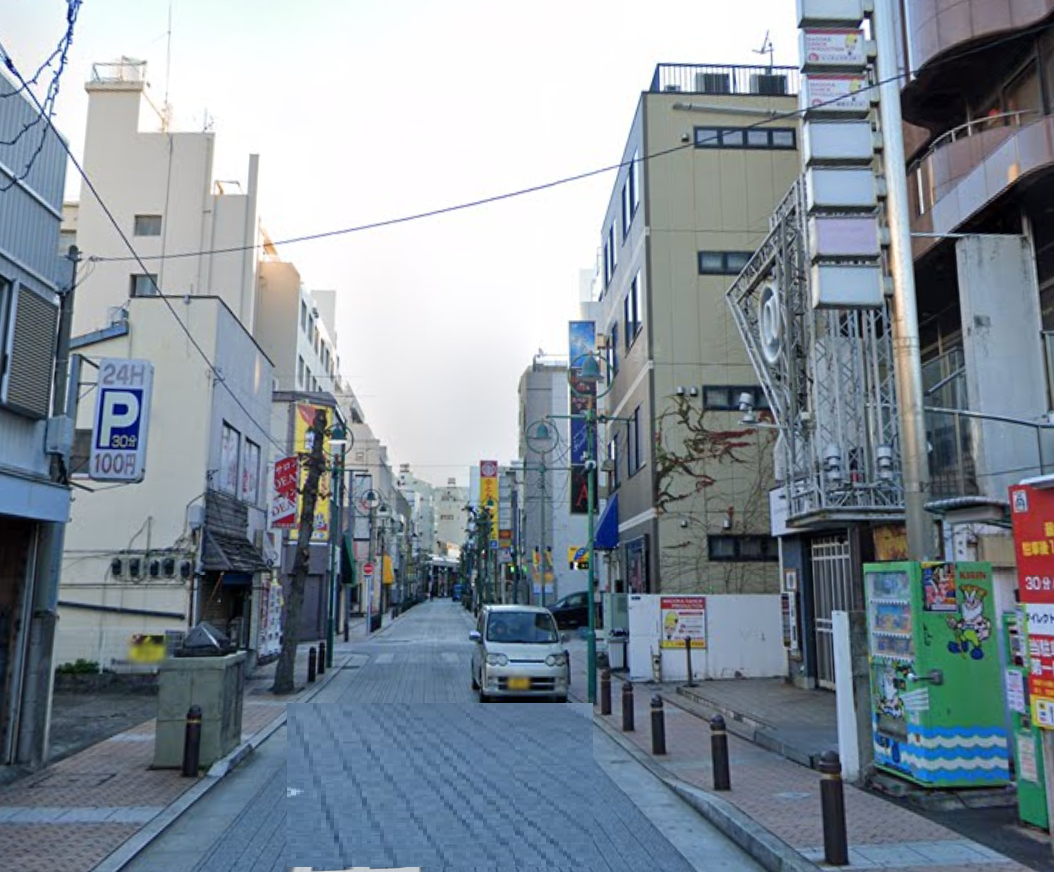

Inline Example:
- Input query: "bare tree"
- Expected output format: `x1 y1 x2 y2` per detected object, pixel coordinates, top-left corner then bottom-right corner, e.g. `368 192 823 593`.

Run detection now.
272 407 328 695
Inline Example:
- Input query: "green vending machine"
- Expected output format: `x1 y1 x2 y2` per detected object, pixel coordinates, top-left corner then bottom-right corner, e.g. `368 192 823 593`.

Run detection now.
864 561 1010 787
1002 610 1048 828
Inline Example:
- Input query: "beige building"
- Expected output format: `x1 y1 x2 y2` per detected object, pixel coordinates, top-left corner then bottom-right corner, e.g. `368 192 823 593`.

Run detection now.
595 63 801 600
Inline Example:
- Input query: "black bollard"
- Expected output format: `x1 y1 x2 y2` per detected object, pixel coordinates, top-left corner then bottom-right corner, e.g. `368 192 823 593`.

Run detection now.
344 620 350 643
711 714 731 791
684 636 696 688
181 704 202 777
318 641 326 675
308 646 317 683
600 668 612 716
621 681 635 732
819 750 849 866
651 695 667 755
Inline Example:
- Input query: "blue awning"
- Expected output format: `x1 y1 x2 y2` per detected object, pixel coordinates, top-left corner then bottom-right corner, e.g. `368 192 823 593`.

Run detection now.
594 493 619 551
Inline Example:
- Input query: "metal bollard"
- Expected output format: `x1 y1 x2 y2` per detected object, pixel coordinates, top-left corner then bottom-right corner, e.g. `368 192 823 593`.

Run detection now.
711 714 731 791
621 681 635 732
181 705 202 777
684 636 696 688
819 750 849 866
318 641 326 675
344 620 350 643
651 695 667 755
308 646 317 683
600 668 612 716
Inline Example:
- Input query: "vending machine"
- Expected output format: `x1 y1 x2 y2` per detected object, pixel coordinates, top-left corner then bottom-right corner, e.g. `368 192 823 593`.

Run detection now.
1002 611 1048 828
864 561 1010 787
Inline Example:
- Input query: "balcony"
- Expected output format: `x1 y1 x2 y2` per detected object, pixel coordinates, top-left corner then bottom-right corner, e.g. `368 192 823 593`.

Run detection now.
907 110 1052 259
649 63 799 97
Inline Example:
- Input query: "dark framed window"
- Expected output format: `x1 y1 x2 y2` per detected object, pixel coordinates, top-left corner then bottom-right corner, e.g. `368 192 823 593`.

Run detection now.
628 405 643 475
133 214 162 236
623 271 642 351
606 322 619 384
608 435 620 489
708 534 779 562
130 274 159 297
702 385 769 411
694 125 796 150
698 251 754 275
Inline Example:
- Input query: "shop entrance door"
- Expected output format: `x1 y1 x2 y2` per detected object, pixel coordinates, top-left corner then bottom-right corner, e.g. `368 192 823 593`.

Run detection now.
811 534 856 690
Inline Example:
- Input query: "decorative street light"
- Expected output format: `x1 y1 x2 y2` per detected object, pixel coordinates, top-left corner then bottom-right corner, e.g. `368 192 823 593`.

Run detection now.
524 419 560 607
326 423 352 669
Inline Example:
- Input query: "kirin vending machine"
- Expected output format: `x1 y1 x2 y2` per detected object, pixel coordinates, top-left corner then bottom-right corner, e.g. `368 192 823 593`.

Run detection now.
864 561 1010 787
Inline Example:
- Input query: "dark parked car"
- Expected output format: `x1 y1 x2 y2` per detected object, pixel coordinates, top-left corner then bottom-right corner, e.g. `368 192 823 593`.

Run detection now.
547 591 601 630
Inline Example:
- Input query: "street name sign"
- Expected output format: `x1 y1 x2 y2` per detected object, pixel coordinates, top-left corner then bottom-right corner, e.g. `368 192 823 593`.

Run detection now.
90 358 154 482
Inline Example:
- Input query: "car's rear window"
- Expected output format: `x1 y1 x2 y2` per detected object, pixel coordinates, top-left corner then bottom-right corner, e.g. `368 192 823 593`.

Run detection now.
486 612 559 644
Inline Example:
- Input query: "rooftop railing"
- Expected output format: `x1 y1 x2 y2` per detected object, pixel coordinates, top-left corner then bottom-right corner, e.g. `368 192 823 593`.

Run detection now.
650 63 800 97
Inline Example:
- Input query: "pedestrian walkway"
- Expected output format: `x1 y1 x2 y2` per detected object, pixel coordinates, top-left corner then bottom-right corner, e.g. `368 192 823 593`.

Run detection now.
561 642 1030 872
0 614 398 872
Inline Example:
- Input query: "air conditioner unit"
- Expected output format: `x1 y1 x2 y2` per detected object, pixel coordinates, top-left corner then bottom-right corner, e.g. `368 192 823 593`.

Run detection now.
750 74 788 96
595 333 610 350
128 557 142 578
696 72 731 94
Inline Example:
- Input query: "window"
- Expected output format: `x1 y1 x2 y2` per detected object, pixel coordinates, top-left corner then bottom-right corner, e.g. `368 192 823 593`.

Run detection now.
0 279 60 419
58 229 76 256
628 405 643 475
702 385 769 411
241 439 260 504
621 180 631 239
694 125 796 150
130 274 158 297
604 223 618 286
297 355 305 387
630 149 640 214
698 251 754 275
300 300 308 330
708 534 779 561
0 277 11 390
133 214 162 236
623 272 642 350
219 423 240 495
609 322 619 378
603 239 611 287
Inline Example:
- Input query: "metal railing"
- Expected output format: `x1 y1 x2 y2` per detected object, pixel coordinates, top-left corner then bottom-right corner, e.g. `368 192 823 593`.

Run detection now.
650 63 799 97
90 57 147 84
909 109 1040 216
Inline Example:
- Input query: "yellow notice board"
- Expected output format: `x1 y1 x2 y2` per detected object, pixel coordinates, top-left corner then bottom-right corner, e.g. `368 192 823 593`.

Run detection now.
292 403 331 541
479 460 500 542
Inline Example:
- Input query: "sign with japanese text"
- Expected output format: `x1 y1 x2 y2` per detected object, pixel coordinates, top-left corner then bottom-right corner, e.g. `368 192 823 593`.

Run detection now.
1010 483 1054 726
803 73 870 114
801 28 866 70
90 358 154 482
568 320 596 515
479 460 500 543
293 404 331 541
660 596 707 649
271 456 299 529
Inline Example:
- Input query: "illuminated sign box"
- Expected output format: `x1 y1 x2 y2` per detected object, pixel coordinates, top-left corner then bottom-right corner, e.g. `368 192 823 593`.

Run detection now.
797 0 864 28
803 121 874 166
811 263 883 309
800 28 867 72
802 73 873 117
806 167 878 211
809 216 881 258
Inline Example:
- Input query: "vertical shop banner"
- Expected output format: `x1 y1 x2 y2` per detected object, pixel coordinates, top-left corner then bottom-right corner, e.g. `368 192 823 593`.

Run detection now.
257 573 283 659
1010 484 1054 727
293 403 331 541
568 321 596 515
271 456 299 529
479 460 500 544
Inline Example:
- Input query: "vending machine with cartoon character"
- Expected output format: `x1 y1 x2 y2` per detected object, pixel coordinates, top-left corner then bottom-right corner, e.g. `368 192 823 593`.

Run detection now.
864 561 1010 787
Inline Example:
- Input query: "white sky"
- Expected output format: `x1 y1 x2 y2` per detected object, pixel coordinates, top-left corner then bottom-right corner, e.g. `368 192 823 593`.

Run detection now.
3 0 797 487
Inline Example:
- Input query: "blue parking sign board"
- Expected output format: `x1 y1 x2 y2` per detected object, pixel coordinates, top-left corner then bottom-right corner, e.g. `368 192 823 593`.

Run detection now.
90 359 154 482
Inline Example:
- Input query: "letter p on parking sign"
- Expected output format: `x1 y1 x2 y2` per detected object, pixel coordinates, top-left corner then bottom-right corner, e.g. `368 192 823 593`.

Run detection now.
90 359 154 482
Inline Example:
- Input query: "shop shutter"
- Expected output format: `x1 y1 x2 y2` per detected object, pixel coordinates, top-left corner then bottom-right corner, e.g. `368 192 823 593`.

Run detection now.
2 285 58 418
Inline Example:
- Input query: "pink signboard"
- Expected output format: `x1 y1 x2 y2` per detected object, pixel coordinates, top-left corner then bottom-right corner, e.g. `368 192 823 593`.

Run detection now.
271 456 299 529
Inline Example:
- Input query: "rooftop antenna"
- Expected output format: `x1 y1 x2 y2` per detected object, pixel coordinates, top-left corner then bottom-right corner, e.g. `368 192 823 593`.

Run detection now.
754 31 774 71
162 1 173 131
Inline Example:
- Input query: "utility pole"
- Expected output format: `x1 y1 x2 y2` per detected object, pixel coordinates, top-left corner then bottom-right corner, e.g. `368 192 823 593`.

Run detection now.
874 0 936 560
365 500 375 636
539 462 547 607
273 407 327 694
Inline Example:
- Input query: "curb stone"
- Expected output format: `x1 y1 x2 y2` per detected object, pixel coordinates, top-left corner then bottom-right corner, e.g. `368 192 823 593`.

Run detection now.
590 707 821 872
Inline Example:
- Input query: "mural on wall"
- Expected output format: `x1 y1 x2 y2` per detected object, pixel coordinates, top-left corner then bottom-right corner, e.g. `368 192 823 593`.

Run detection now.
652 394 777 593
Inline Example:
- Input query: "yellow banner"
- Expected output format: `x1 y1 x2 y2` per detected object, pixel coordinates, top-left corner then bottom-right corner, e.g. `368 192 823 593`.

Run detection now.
382 554 394 585
293 403 331 541
479 461 500 543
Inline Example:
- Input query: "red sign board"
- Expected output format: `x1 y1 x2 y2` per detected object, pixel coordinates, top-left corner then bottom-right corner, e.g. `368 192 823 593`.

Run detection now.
1009 484 1054 727
271 456 299 529
364 562 374 577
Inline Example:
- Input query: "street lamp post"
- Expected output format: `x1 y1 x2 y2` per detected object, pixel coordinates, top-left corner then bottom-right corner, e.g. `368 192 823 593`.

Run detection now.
326 425 351 670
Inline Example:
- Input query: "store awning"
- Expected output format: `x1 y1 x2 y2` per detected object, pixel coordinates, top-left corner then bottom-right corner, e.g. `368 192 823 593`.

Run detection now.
201 530 269 573
594 493 619 551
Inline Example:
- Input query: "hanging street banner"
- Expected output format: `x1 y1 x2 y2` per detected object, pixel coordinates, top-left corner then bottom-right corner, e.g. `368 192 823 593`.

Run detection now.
1009 483 1054 727
271 456 299 529
90 358 154 482
568 321 596 515
293 403 331 541
479 460 500 543
660 596 708 649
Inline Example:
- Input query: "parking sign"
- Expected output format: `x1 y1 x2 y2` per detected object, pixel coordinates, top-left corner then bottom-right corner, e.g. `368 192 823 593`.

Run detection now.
90 359 154 482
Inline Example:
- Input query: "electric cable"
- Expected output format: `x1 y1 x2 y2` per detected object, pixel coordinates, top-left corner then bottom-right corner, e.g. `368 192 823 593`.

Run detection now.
84 17 1054 266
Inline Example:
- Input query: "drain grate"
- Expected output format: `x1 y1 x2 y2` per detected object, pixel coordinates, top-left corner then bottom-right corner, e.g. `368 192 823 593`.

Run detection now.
32 772 116 789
